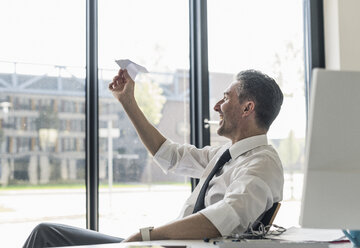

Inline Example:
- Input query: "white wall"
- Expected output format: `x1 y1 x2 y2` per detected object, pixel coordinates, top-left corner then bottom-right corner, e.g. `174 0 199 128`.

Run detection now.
324 0 360 71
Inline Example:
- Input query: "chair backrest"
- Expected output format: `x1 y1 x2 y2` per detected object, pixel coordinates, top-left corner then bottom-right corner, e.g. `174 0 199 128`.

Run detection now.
251 202 281 231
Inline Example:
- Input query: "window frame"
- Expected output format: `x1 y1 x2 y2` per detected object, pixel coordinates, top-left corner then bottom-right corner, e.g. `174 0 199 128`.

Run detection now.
84 0 325 231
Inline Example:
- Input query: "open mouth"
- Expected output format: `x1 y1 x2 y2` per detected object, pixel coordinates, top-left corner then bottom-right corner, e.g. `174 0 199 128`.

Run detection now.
219 115 224 125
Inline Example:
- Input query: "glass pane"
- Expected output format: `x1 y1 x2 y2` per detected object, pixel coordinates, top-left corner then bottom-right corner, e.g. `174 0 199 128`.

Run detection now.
0 1 86 247
98 0 190 237
208 0 305 228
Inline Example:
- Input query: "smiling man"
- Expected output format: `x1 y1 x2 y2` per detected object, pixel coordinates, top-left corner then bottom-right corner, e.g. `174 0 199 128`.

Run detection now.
23 69 284 247
115 69 284 241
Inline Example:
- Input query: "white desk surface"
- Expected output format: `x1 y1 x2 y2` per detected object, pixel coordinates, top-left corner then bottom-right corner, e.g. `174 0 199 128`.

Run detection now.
67 239 352 248
66 240 211 248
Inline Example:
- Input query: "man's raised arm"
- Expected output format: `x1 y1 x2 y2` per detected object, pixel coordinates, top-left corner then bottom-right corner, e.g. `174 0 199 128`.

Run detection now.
108 69 166 156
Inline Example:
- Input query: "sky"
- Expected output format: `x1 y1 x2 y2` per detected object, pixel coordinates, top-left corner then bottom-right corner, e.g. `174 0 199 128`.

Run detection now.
0 0 302 72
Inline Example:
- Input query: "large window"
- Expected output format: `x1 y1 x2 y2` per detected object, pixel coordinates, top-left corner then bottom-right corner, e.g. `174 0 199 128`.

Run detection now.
0 1 310 247
97 0 191 237
0 1 86 247
207 0 305 227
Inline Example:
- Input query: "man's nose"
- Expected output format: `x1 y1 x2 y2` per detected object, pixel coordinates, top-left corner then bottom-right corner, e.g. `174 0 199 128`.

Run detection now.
213 100 222 111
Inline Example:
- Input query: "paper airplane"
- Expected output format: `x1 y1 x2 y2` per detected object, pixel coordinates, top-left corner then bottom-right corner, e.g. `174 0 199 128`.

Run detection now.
115 59 148 80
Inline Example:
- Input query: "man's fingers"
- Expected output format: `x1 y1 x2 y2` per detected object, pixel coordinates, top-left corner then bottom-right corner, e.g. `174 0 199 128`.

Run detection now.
109 69 131 92
123 69 133 81
116 69 133 83
111 74 125 88
108 82 115 90
118 68 124 76
109 77 126 90
113 75 119 82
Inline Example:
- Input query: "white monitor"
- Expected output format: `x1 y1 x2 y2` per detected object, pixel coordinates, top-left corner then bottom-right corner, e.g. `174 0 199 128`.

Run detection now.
300 68 360 229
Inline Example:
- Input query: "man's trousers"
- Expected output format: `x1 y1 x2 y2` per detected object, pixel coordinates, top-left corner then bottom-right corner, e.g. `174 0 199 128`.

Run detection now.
23 222 124 248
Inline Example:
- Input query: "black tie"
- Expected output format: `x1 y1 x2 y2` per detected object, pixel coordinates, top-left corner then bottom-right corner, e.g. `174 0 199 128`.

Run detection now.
193 149 231 213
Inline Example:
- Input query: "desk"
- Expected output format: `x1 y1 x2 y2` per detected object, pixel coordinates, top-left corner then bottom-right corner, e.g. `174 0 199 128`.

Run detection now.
67 239 352 248
65 240 211 248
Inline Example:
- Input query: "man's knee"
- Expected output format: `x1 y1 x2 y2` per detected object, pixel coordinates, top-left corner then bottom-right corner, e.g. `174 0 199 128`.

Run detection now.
33 222 58 236
23 223 55 248
34 223 50 231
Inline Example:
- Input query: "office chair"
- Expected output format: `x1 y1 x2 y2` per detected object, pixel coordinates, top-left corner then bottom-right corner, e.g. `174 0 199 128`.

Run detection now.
250 202 281 232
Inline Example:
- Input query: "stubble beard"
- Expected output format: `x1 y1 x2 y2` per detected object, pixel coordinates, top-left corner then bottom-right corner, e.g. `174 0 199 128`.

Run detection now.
217 120 226 137
217 118 237 140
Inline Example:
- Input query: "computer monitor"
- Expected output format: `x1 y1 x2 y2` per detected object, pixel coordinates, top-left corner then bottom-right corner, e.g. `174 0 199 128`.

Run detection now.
300 69 360 229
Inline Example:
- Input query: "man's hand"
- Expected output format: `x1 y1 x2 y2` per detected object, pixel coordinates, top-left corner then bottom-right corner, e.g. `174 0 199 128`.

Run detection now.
108 69 135 106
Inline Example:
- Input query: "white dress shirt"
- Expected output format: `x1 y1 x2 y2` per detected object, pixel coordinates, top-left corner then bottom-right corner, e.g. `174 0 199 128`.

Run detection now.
153 134 284 236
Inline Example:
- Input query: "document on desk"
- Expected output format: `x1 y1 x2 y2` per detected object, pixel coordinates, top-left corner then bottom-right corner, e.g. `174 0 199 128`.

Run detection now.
218 240 330 248
215 227 347 248
267 226 346 242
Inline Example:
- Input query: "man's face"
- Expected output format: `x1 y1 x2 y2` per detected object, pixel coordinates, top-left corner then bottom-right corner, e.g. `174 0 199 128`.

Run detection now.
213 82 243 139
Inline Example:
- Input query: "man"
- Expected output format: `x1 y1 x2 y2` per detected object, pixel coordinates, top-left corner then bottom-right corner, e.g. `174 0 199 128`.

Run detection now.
23 68 284 247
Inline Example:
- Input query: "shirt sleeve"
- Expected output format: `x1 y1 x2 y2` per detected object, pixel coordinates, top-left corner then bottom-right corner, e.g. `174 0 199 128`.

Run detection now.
153 139 221 178
199 154 283 236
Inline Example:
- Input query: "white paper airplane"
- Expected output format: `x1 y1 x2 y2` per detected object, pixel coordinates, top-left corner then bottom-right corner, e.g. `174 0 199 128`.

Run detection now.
115 59 148 80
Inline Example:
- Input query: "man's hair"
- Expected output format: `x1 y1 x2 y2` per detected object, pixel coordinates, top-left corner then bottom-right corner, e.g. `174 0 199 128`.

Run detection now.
235 69 283 131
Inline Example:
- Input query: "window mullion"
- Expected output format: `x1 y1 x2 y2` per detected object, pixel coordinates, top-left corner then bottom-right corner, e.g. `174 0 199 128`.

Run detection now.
189 0 210 190
86 0 99 231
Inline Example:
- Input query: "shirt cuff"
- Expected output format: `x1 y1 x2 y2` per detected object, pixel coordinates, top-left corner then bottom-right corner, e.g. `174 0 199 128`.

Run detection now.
199 200 240 236
153 139 173 173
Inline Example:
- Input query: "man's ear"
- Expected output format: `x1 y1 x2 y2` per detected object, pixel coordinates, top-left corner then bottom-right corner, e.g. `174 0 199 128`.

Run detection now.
243 101 255 116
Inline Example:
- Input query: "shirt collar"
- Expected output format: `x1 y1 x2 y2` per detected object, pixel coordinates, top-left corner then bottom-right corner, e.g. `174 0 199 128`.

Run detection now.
228 134 268 160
